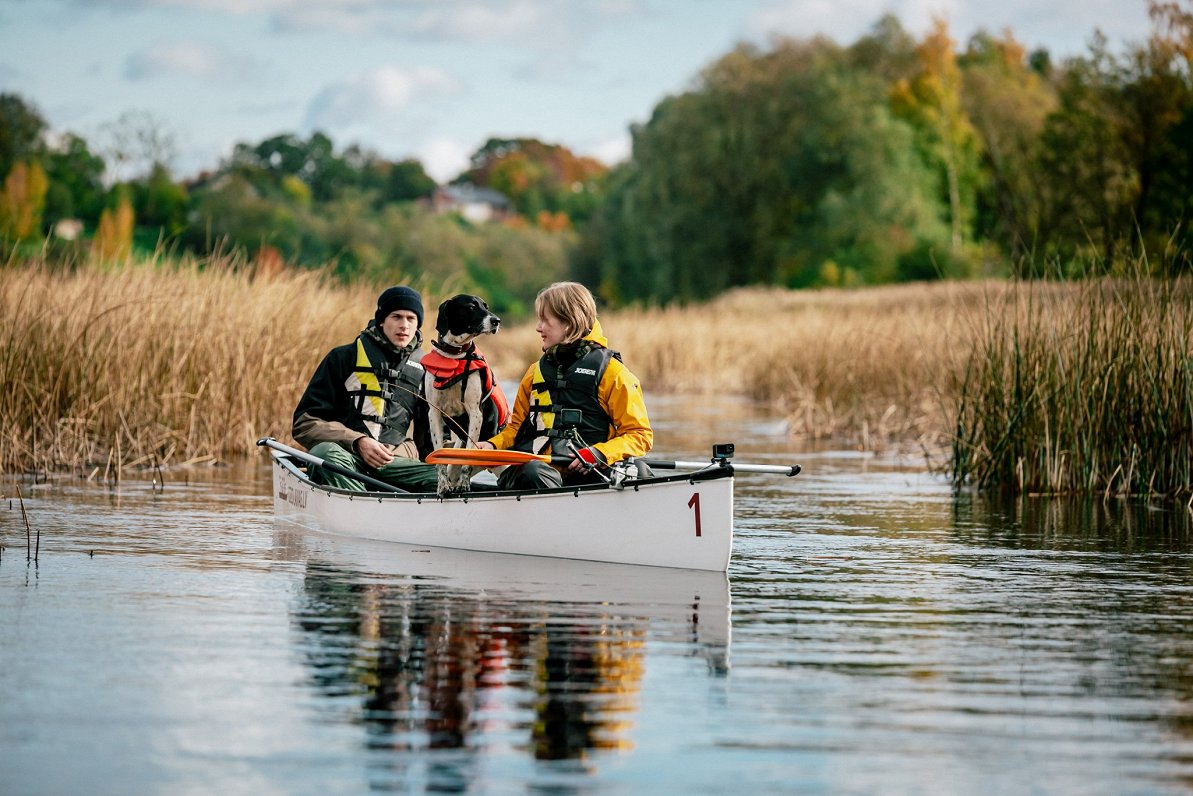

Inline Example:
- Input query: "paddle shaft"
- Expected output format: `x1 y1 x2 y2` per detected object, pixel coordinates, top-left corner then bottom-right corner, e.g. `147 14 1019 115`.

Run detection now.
257 437 408 493
426 446 801 477
641 458 802 477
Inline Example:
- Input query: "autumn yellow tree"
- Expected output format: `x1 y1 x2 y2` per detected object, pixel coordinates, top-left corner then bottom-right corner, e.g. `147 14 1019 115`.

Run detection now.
92 194 135 261
0 159 48 239
892 18 984 256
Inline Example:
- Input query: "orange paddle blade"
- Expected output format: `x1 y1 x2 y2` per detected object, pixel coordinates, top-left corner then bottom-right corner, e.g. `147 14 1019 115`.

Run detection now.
426 448 550 466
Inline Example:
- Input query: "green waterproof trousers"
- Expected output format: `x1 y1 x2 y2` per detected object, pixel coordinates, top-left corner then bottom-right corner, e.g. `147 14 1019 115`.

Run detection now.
307 441 439 493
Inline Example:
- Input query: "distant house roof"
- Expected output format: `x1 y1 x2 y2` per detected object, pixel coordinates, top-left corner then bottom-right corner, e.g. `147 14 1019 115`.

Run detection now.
432 183 513 223
439 183 512 208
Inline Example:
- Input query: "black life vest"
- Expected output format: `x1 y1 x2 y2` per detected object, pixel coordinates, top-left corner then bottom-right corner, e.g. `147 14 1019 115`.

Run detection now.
513 345 617 455
346 334 424 445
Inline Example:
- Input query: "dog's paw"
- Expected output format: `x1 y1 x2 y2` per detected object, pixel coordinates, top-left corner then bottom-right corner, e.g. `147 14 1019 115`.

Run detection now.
449 465 473 493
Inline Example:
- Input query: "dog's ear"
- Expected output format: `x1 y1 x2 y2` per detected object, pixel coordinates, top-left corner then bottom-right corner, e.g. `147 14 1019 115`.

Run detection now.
436 298 451 335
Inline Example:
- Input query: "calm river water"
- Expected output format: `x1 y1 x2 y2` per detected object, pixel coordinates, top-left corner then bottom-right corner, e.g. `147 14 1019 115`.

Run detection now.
3 395 1192 795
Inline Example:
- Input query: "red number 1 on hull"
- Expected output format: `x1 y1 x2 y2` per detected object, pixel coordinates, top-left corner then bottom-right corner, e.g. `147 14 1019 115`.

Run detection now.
687 493 702 536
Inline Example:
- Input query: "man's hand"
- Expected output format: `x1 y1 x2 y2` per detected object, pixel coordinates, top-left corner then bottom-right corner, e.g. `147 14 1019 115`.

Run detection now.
476 441 496 451
355 437 394 469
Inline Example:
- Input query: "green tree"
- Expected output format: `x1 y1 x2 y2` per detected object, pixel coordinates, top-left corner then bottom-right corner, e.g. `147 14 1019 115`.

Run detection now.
465 137 607 226
960 30 1058 259
1033 3 1193 271
577 37 948 303
43 133 106 228
184 173 304 262
227 131 389 204
1123 0 1193 266
0 93 46 182
891 19 985 257
1036 36 1136 268
134 163 189 235
382 159 437 204
848 14 919 83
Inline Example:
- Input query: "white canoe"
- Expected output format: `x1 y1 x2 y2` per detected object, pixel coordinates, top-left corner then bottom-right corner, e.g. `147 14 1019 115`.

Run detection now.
267 446 736 571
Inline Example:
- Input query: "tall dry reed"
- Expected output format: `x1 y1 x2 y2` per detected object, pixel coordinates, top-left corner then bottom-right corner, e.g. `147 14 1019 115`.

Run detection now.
0 257 384 476
586 284 981 453
0 266 994 474
950 277 1192 496
4 258 1189 498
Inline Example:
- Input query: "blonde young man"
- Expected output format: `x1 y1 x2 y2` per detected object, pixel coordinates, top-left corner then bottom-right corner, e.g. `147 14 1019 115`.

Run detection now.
478 281 652 490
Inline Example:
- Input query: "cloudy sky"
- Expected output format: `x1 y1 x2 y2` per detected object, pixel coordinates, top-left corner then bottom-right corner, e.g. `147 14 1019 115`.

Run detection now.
0 0 1154 182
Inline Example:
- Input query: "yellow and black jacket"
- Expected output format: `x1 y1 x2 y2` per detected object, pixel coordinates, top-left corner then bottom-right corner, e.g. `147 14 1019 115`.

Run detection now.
293 325 430 458
487 320 652 464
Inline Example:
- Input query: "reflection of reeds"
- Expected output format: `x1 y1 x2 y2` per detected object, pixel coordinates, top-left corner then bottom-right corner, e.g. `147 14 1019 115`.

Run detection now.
951 277 1192 497
953 494 1192 551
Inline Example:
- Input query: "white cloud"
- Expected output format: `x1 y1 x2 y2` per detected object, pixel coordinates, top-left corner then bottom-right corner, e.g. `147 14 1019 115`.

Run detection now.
267 2 390 35
304 64 462 132
70 0 294 13
587 133 631 168
123 40 264 83
417 137 472 183
745 0 934 45
409 0 558 41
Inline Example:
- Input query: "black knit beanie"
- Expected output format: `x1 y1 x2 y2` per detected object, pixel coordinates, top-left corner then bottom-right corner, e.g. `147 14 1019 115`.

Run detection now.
375 286 424 327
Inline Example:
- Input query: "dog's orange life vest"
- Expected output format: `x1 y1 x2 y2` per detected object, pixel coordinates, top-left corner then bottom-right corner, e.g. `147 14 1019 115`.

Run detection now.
421 345 511 429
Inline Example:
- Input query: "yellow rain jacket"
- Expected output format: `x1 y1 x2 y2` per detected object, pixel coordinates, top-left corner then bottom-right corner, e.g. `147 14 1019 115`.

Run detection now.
487 320 652 464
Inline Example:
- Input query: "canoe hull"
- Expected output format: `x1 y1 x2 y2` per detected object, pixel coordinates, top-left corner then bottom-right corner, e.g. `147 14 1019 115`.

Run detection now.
269 451 735 571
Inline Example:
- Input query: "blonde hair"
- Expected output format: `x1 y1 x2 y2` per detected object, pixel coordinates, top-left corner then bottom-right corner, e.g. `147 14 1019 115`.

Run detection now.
535 282 598 344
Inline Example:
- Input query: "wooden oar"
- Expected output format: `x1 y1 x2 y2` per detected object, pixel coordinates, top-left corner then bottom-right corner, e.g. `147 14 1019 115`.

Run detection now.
426 447 802 477
257 437 408 493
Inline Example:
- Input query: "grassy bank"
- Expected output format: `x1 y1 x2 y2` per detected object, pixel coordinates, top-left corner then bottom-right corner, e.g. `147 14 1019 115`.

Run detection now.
2 258 1189 496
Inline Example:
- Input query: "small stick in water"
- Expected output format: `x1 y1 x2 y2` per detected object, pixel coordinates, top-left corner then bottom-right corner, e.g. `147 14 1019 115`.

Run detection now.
15 483 34 563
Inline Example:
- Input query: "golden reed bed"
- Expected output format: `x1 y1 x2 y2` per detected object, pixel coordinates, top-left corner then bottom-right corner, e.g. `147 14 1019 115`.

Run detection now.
2 258 1189 495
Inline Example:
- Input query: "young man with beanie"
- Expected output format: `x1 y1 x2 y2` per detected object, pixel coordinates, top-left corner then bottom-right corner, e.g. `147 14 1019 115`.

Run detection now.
292 285 439 492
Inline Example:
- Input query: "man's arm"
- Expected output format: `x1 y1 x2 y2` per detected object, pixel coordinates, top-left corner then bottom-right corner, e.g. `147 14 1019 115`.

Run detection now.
292 411 363 451
292 347 365 451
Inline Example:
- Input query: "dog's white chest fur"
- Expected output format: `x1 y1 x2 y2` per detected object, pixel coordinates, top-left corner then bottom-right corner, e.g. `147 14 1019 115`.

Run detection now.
425 293 503 495
429 374 482 418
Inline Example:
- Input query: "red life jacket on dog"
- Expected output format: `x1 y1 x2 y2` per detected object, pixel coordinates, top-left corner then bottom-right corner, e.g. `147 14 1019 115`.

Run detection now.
422 344 511 431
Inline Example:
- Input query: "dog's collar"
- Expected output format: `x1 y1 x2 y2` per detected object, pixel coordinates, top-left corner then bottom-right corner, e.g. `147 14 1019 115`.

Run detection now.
431 339 476 357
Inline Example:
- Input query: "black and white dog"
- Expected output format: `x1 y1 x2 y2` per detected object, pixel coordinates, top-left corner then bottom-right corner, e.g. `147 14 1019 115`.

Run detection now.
422 294 509 494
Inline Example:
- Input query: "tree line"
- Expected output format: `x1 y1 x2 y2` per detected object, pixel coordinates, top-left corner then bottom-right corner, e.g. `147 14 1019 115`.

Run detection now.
2 2 1191 311
576 3 1193 301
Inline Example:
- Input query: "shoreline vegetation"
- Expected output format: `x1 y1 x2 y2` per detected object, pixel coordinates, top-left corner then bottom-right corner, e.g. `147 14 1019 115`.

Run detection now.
1 256 1189 497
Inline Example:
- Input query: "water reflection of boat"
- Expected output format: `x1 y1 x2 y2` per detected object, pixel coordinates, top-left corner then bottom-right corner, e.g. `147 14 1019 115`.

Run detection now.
279 526 731 782
266 444 736 571
277 523 731 651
